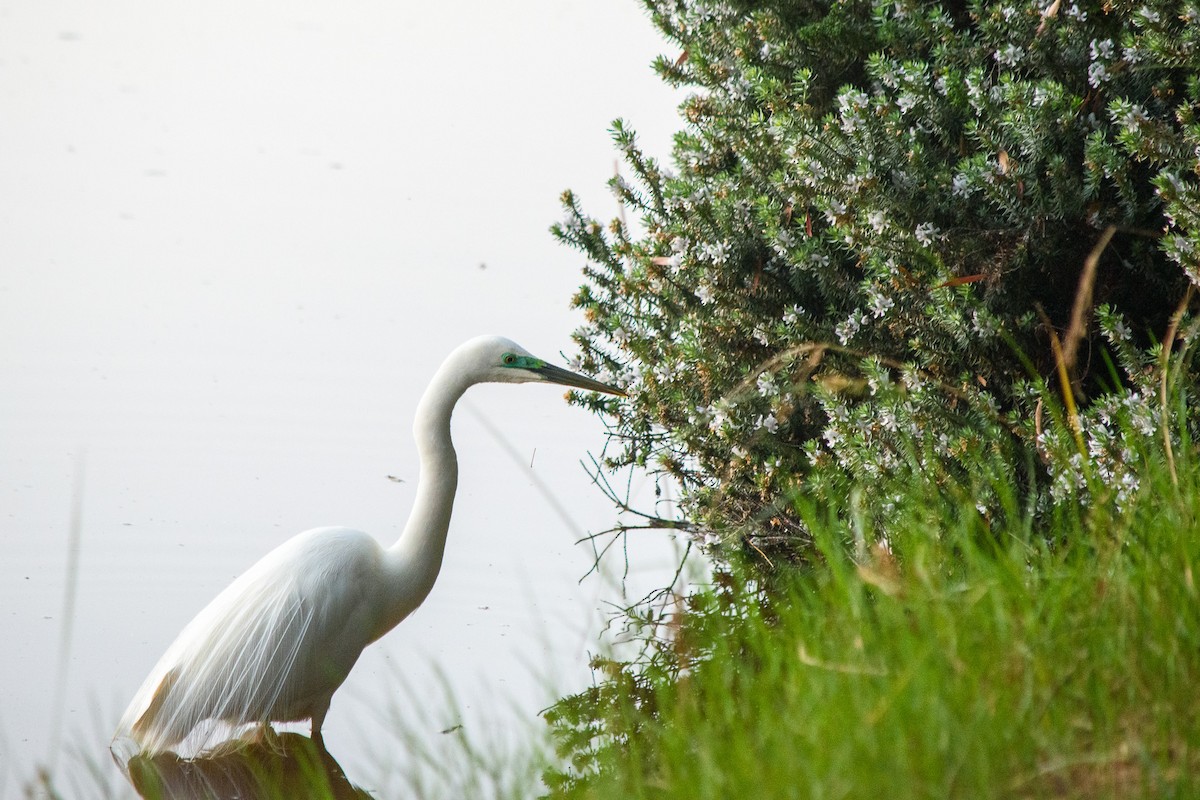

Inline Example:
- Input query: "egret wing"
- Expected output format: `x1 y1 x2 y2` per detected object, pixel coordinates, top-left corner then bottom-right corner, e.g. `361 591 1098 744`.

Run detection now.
114 527 381 759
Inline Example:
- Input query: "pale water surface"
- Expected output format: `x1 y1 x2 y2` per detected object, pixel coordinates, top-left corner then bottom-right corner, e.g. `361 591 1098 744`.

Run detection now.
0 3 692 795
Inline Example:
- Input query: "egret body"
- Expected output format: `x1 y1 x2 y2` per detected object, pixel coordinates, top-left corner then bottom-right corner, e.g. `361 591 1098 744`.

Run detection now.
112 335 622 761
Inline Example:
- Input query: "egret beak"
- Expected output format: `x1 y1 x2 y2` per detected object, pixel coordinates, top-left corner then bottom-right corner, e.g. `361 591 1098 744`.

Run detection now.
536 363 627 397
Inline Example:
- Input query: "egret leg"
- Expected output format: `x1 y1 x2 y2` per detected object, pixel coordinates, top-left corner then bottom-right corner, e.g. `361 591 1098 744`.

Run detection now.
311 704 329 752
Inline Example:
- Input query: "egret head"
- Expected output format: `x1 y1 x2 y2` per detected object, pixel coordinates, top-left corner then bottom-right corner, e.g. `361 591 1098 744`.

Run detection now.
462 335 626 396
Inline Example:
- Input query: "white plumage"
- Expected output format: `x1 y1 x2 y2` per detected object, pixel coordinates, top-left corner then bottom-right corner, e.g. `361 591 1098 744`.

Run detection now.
111 335 623 764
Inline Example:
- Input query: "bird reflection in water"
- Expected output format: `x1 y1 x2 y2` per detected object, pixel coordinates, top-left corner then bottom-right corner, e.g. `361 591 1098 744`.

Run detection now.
125 732 369 800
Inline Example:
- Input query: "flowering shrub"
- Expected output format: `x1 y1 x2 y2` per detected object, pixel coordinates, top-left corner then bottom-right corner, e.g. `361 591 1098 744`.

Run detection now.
558 0 1200 562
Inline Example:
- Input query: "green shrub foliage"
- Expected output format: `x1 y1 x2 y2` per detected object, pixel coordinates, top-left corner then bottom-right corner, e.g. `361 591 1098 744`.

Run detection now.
556 0 1200 560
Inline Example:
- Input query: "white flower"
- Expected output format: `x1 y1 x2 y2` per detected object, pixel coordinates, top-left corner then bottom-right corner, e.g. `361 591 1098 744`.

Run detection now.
867 287 894 318
1118 104 1147 131
697 284 715 305
915 222 939 245
824 200 847 226
1090 38 1115 60
824 425 843 449
560 212 584 234
775 228 795 250
801 158 826 187
836 312 868 344
868 210 887 233
838 89 869 132
757 414 780 434
1169 234 1194 255
706 241 729 264
995 44 1024 68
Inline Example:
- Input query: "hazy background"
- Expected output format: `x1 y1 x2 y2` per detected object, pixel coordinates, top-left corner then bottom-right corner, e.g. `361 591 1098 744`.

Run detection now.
0 2 690 795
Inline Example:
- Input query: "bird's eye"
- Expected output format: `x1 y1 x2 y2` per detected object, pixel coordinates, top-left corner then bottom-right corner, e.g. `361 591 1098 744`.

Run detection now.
502 354 517 366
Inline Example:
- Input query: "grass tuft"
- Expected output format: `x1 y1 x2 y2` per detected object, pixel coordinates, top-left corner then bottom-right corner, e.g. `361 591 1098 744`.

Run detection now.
542 432 1200 799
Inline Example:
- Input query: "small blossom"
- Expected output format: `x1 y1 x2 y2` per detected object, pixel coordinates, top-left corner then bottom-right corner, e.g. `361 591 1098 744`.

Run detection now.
836 312 869 345
756 414 780 434
867 287 894 318
915 222 939 245
1117 104 1147 131
1136 7 1160 24
824 200 848 226
1090 38 1115 60
995 44 1024 68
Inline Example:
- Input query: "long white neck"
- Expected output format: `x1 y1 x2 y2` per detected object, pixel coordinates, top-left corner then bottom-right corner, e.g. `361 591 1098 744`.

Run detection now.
376 356 474 638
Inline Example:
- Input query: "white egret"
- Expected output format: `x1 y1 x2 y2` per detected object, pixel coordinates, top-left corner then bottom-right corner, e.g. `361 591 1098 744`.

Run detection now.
111 335 623 763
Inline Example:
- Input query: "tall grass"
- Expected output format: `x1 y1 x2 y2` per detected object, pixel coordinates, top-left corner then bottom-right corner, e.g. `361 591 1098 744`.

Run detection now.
542 436 1200 798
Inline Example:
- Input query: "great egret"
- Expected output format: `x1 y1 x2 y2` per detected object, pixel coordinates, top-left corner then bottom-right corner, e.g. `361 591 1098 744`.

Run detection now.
111 335 623 763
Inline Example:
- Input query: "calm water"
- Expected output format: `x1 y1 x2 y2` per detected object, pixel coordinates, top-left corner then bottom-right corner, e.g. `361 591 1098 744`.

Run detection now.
0 1 690 795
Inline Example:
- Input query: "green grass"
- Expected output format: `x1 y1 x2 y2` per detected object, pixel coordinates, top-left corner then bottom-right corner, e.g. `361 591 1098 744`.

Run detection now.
541 448 1200 799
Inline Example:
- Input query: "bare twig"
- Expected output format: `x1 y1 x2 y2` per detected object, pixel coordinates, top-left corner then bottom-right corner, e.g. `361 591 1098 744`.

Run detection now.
722 340 1022 435
1035 0 1061 36
1063 225 1117 392
1036 304 1087 458
1159 285 1195 488
581 453 695 531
